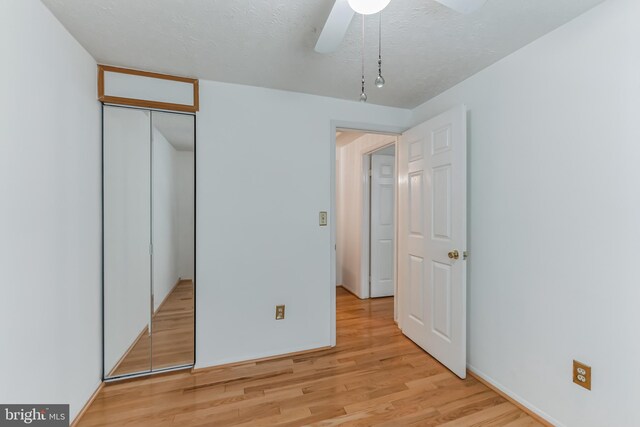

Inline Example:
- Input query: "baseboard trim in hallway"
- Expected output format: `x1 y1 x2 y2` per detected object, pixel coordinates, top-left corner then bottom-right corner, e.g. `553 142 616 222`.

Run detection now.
337 284 365 300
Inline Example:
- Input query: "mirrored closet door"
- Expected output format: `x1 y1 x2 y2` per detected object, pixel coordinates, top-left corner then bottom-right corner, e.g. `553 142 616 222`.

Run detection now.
103 105 195 380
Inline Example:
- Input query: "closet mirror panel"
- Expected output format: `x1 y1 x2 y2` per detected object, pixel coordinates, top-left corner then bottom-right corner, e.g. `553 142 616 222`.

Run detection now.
150 111 195 371
103 106 152 378
103 106 195 380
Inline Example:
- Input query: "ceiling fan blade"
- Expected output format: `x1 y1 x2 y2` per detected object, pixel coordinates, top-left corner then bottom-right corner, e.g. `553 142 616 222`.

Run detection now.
434 0 487 14
315 0 355 54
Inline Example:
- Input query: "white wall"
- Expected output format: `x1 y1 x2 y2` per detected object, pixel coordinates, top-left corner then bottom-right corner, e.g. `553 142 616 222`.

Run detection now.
336 134 396 298
177 151 195 280
0 0 101 420
411 0 640 425
153 128 195 306
153 127 180 309
336 152 343 287
103 107 151 374
196 81 411 367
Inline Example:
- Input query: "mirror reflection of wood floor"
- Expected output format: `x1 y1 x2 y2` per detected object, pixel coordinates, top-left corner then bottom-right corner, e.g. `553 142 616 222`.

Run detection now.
83 287 541 426
109 280 194 377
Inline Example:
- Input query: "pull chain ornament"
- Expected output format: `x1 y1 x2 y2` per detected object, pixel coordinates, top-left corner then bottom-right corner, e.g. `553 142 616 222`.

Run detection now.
359 14 367 102
375 12 385 88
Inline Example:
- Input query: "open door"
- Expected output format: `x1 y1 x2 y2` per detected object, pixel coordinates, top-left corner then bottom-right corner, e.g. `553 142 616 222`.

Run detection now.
398 105 467 378
370 151 395 298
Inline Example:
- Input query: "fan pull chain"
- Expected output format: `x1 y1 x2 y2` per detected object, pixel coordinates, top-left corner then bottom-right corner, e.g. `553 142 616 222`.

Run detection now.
359 14 367 102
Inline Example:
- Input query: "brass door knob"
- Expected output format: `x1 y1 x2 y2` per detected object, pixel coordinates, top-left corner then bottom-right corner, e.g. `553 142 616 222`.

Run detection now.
448 250 459 260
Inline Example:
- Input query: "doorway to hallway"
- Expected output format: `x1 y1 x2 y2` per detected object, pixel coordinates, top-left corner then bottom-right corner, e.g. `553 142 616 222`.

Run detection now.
335 131 398 303
331 105 468 379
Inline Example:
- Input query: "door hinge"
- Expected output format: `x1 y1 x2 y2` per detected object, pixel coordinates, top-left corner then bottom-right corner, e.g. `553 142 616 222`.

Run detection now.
463 251 468 260
368 169 372 177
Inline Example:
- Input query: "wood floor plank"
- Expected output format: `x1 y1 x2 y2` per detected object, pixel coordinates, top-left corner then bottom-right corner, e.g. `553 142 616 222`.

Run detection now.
78 288 542 426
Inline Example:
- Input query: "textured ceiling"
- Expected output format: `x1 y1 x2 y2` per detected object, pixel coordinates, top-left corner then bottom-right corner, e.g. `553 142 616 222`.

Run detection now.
41 0 603 108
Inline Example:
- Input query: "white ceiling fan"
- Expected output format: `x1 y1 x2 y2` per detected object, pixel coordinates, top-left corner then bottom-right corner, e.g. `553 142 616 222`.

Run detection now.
315 0 488 53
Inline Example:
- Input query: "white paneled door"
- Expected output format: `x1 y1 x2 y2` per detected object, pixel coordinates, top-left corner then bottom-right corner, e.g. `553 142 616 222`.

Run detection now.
398 105 467 378
370 153 395 298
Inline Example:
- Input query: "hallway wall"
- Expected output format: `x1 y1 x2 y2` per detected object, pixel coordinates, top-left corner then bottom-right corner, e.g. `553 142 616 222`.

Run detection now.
336 134 397 299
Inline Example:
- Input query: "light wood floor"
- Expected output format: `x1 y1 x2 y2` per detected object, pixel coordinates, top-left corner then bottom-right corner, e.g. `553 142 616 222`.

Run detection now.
109 280 194 377
81 287 540 426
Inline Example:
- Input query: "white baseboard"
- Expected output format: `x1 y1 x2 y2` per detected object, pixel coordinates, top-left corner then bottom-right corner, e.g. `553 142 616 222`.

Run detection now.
467 365 563 427
70 380 104 427
194 342 330 371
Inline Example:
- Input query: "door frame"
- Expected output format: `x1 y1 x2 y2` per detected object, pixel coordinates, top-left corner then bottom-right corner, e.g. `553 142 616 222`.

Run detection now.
361 143 397 300
329 120 405 346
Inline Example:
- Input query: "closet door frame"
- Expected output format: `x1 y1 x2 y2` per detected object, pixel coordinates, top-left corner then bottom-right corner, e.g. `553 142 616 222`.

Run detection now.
101 103 197 381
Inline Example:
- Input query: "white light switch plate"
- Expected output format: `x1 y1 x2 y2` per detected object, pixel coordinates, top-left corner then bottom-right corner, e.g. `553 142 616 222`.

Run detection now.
319 211 327 226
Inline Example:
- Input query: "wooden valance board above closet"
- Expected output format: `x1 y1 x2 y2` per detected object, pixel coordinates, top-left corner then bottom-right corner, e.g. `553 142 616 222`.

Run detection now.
98 65 199 113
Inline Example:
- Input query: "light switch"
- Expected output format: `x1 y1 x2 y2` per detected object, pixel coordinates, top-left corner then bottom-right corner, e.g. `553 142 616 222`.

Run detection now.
319 211 328 226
